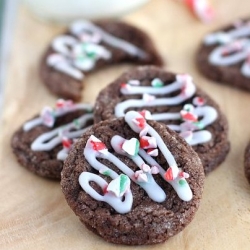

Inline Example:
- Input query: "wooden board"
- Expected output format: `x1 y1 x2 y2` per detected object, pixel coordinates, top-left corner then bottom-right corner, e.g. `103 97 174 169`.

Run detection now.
1 0 250 249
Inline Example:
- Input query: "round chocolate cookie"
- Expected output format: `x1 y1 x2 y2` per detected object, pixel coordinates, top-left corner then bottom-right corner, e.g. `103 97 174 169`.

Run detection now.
196 18 250 91
61 111 205 245
40 20 163 101
94 66 230 174
244 142 250 183
11 100 93 179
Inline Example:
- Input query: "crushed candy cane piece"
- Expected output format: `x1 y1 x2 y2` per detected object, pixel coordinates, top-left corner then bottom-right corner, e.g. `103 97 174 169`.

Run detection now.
122 138 140 156
106 174 131 197
40 107 55 127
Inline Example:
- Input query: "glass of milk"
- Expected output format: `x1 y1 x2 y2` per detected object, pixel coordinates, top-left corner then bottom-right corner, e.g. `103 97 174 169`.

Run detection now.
25 0 150 23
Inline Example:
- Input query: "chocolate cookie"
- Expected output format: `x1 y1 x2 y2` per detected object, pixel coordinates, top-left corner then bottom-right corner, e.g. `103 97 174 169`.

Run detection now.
244 142 250 183
61 111 205 245
196 18 250 91
11 99 93 179
40 20 163 101
94 66 230 174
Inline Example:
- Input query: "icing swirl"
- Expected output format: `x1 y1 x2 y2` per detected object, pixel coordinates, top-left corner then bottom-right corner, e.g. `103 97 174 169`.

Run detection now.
47 20 148 80
204 20 250 78
79 111 193 214
114 75 217 146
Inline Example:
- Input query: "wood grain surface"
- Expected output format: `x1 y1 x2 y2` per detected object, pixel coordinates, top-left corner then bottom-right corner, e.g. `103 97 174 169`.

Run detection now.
1 0 250 249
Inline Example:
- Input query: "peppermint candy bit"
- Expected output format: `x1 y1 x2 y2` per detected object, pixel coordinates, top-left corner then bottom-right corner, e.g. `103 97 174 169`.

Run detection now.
139 126 149 137
147 148 159 157
151 166 159 174
73 119 81 129
120 83 131 90
133 117 146 129
134 170 148 182
183 104 194 112
180 121 197 132
107 174 131 197
139 110 152 120
56 99 74 109
151 78 164 88
140 163 151 173
193 121 204 129
180 110 198 122
164 166 178 181
41 107 55 128
179 171 190 179
193 96 205 106
140 136 157 149
122 138 140 156
62 137 72 149
99 168 112 177
178 179 186 186
90 139 107 153
143 93 155 102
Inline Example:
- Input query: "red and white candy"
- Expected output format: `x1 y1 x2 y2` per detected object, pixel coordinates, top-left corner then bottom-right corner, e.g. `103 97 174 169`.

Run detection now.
182 0 215 23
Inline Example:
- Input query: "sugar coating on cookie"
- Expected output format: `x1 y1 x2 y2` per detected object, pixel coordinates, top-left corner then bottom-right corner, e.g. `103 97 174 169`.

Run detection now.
94 66 230 174
61 113 205 245
40 20 163 101
197 18 250 91
11 99 93 179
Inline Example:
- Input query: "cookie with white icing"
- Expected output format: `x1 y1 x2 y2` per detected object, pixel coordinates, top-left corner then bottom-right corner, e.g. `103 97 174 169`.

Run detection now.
61 111 205 245
94 66 230 174
40 20 163 101
197 18 250 91
11 99 93 179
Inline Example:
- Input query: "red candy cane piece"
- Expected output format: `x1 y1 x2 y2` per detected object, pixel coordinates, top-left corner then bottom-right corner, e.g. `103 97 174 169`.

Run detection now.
62 137 72 149
164 167 174 181
180 110 198 122
90 140 107 151
184 0 215 23
133 117 146 129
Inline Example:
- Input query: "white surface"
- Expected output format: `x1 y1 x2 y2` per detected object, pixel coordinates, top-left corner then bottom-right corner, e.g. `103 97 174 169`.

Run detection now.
24 0 150 23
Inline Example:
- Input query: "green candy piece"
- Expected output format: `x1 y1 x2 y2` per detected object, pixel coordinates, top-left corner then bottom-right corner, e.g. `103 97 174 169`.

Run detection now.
134 139 140 156
120 174 129 193
102 170 111 176
73 119 80 129
193 121 204 129
151 78 164 88
179 179 186 186
86 51 96 59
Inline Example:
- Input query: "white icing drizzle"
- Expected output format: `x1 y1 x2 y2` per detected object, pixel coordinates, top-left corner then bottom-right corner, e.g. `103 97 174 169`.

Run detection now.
31 113 93 151
160 106 217 146
47 53 84 80
115 75 196 117
79 111 193 213
23 103 92 131
47 20 147 80
138 149 192 201
124 111 192 201
111 135 166 202
79 172 133 214
83 135 166 203
204 21 250 78
23 101 93 160
56 126 91 161
70 20 147 59
115 76 217 145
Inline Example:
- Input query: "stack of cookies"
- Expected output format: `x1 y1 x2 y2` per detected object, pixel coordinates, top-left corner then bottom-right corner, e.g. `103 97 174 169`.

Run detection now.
12 18 246 245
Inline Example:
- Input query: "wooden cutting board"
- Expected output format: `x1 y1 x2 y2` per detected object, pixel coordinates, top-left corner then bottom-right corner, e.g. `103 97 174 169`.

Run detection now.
1 0 250 249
